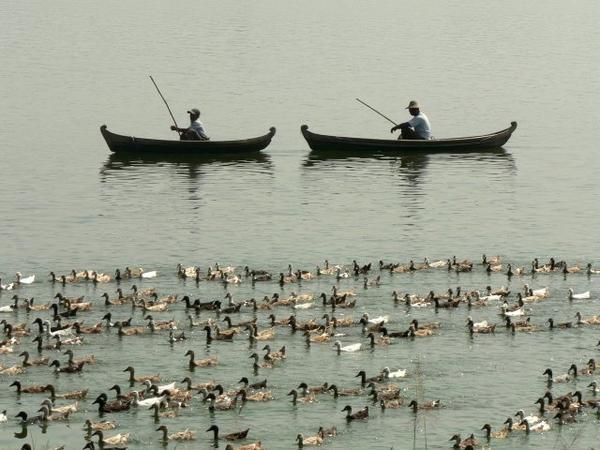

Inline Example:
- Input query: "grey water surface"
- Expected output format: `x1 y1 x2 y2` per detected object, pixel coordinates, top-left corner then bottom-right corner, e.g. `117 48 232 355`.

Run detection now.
1 0 600 449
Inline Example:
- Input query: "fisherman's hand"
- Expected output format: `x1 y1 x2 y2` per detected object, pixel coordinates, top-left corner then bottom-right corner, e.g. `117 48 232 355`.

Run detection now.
170 125 177 131
390 126 397 133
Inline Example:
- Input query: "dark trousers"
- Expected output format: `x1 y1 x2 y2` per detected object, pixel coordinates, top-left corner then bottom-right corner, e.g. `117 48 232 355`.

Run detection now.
399 126 425 140
180 129 201 141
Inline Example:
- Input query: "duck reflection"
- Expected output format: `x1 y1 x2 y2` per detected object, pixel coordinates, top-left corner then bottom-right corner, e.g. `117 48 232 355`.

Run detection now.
100 152 273 182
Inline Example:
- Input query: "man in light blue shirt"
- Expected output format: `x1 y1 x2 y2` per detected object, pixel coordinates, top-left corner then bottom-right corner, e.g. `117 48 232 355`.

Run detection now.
390 100 432 140
171 108 209 140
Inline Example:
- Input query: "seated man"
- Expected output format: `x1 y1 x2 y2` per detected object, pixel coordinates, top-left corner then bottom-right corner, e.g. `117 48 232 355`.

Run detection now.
390 100 431 140
171 108 209 140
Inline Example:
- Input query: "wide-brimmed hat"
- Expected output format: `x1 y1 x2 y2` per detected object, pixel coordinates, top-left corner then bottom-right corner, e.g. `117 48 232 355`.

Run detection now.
187 108 200 115
405 100 420 109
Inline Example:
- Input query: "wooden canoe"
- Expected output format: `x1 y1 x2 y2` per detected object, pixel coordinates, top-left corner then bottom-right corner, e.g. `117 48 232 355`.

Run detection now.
100 125 276 154
300 122 517 152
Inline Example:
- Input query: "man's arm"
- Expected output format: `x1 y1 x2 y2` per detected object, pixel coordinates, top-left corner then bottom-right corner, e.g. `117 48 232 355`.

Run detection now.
390 122 410 133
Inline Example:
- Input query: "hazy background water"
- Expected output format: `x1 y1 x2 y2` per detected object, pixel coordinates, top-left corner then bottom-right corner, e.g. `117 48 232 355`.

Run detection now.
1 0 600 449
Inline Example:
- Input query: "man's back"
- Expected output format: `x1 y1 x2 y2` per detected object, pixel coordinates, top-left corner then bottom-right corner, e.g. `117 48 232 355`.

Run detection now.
407 113 432 140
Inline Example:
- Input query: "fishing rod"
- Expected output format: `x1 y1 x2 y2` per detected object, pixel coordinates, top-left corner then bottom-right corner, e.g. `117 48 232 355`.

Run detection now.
149 75 181 136
355 98 398 126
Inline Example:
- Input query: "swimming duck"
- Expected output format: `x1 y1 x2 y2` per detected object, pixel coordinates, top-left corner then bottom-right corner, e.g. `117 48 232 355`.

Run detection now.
554 411 577 425
145 315 176 332
543 368 571 383
140 299 168 312
334 341 361 354
0 364 25 375
123 366 160 383
92 394 131 413
368 383 401 402
101 293 128 306
521 418 551 433
288 389 316 405
263 344 286 361
93 430 130 446
50 359 84 374
248 324 275 341
514 409 541 425
10 380 47 394
326 384 362 398
341 405 368 421
449 434 478 449
84 419 117 432
206 392 237 411
298 382 329 396
588 381 600 393
37 404 72 421
296 432 323 447
15 411 44 425
467 320 495 335
25 298 50 312
16 273 35 285
568 288 591 300
0 277 15 290
575 312 600 325
224 442 262 450
382 367 407 379
132 391 164 407
380 398 404 410
408 399 440 412
481 423 509 439
355 370 384 386
44 384 87 400
40 398 79 415
547 318 572 329
206 424 249 441
236 388 272 402
185 350 218 367
19 351 49 367
117 323 145 337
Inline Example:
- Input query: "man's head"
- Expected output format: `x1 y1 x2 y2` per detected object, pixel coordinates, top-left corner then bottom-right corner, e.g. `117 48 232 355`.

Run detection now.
187 108 200 120
405 100 420 116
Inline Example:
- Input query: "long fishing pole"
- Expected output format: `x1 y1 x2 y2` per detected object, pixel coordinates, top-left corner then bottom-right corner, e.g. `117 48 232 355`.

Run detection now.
149 75 181 136
355 98 397 126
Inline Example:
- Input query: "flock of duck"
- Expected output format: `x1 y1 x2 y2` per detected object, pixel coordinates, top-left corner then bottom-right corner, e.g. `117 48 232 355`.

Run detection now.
0 254 598 449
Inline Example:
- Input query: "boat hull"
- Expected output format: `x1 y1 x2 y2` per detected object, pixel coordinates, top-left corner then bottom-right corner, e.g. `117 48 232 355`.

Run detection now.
300 122 517 153
100 125 276 154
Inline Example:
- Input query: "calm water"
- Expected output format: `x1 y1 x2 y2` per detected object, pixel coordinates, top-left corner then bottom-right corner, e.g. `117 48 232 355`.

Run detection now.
1 0 600 448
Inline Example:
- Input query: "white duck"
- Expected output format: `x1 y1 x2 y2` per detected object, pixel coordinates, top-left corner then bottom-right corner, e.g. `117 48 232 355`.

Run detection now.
144 380 176 395
428 260 447 268
0 304 16 313
527 419 551 432
334 341 362 353
382 367 407 378
364 314 389 324
43 320 73 337
468 317 489 329
0 410 7 423
141 270 158 279
0 280 14 291
16 273 35 285
132 391 164 407
568 289 590 300
503 307 525 317
292 301 314 310
525 285 549 298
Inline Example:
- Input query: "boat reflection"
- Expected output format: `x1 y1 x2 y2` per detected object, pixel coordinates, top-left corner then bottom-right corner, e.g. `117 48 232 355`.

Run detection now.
100 151 273 182
302 148 516 221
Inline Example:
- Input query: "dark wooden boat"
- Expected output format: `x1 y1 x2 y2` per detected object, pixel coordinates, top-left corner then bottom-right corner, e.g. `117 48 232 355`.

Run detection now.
100 125 276 154
300 122 517 152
